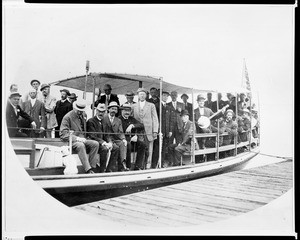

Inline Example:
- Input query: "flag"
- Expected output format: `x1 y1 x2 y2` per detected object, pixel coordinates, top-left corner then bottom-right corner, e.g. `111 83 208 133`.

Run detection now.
242 59 252 99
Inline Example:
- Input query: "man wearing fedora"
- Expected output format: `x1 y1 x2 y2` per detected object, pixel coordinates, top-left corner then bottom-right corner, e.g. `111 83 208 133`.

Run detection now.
92 83 120 109
6 92 37 137
60 100 99 174
102 101 128 171
120 103 147 170
68 93 78 105
181 93 193 117
167 91 185 146
40 84 57 138
132 88 159 169
24 79 44 102
168 110 195 166
87 103 120 173
22 89 46 137
121 90 136 116
54 89 73 138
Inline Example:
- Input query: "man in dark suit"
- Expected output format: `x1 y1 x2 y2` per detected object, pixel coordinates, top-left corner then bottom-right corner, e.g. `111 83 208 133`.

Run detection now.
181 93 193 117
86 103 120 173
92 84 120 109
167 91 184 146
54 89 73 137
168 110 195 166
60 100 99 174
102 101 128 171
147 87 160 116
6 92 37 137
22 89 46 137
119 103 146 170
204 92 215 111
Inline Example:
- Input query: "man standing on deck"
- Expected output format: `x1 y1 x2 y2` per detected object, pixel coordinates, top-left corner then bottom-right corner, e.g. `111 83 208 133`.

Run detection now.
181 93 193 117
54 89 73 138
92 84 120 109
60 100 99 174
132 88 159 169
86 103 120 173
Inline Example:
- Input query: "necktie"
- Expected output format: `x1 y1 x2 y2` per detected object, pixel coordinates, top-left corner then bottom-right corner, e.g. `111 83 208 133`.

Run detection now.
110 117 113 124
79 116 84 130
173 102 176 109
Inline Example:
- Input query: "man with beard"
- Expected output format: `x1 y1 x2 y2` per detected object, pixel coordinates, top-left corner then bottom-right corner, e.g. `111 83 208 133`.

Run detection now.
60 100 99 174
54 89 73 137
87 103 120 173
40 84 57 138
102 101 128 171
120 104 146 170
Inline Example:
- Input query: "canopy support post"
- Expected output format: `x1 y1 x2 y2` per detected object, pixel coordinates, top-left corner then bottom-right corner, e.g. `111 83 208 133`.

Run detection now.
158 77 163 168
191 88 195 164
92 75 96 117
216 91 220 160
234 92 238 156
83 60 89 100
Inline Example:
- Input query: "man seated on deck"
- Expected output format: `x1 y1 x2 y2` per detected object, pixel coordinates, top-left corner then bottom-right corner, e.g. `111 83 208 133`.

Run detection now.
219 109 238 158
168 110 195 166
102 101 128 171
237 108 251 143
60 100 99 174
119 103 147 170
86 103 120 173
6 92 37 137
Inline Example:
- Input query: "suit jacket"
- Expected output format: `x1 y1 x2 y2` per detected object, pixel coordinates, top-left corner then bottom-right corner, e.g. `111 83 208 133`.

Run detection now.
132 101 159 142
182 102 193 117
22 99 47 129
102 115 125 142
54 100 73 126
60 110 87 142
180 120 195 145
204 100 214 111
161 103 172 136
93 93 120 108
167 101 184 131
194 107 214 122
86 116 106 145
41 94 57 129
119 115 144 141
6 101 33 137
147 97 160 117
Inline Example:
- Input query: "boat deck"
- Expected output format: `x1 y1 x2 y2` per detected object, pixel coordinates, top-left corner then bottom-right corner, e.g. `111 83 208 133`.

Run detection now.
74 159 293 227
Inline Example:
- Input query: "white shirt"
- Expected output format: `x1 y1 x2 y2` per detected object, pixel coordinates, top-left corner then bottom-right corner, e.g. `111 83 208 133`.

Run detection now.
172 101 177 109
61 99 67 103
109 116 114 123
30 98 37 107
161 101 166 107
139 100 145 109
10 101 18 115
199 107 204 116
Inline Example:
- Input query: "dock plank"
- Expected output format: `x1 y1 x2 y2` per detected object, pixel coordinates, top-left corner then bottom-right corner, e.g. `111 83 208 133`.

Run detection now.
74 160 293 227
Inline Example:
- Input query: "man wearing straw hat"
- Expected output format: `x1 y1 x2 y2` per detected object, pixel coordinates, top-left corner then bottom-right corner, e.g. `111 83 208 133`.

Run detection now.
102 101 128 171
60 100 99 174
87 103 120 173
6 92 37 137
120 103 146 170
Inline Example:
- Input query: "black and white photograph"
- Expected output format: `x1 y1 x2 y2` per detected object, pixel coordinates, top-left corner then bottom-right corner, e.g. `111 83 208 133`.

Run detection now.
2 1 295 237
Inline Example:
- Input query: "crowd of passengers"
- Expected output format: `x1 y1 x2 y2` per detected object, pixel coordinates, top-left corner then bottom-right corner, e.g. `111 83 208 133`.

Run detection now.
6 80 259 174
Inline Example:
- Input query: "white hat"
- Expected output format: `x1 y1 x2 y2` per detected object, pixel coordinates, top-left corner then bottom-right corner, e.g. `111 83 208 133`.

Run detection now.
73 100 86 111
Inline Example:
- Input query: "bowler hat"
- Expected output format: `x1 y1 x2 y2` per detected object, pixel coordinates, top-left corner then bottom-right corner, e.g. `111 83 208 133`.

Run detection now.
181 93 189 99
30 79 41 86
162 91 170 95
40 84 50 91
73 100 86 111
96 103 106 112
60 89 71 96
9 92 22 98
68 93 78 99
197 93 206 101
137 88 147 94
104 84 112 90
125 90 135 96
180 109 190 116
121 103 132 110
107 101 119 109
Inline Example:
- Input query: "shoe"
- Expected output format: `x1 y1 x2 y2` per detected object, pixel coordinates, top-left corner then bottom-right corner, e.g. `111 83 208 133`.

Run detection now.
121 160 129 171
86 168 95 174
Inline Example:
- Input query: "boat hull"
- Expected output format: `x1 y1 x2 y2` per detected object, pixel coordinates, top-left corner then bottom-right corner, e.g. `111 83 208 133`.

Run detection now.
31 149 259 206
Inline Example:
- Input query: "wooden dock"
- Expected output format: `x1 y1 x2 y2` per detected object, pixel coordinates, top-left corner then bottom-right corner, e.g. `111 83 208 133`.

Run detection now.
74 160 293 227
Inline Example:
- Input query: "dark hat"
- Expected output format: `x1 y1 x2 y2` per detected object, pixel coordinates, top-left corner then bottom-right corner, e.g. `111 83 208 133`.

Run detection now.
68 93 78 99
121 103 132 110
180 109 190 116
40 83 50 91
9 92 22 98
107 101 119 109
30 79 41 85
137 88 147 94
181 93 189 99
162 91 170 95
125 90 135 96
104 84 112 90
60 89 71 96
96 103 106 112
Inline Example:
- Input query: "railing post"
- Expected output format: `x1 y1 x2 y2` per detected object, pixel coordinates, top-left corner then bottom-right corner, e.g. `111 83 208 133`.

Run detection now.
234 92 238 156
216 90 220 160
191 88 195 164
158 77 163 168
69 130 73 155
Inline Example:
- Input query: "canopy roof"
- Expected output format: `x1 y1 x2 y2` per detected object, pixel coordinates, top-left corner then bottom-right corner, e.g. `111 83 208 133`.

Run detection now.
50 72 250 95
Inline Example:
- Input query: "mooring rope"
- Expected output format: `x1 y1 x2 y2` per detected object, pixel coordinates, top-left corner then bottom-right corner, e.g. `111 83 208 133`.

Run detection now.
256 152 293 161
